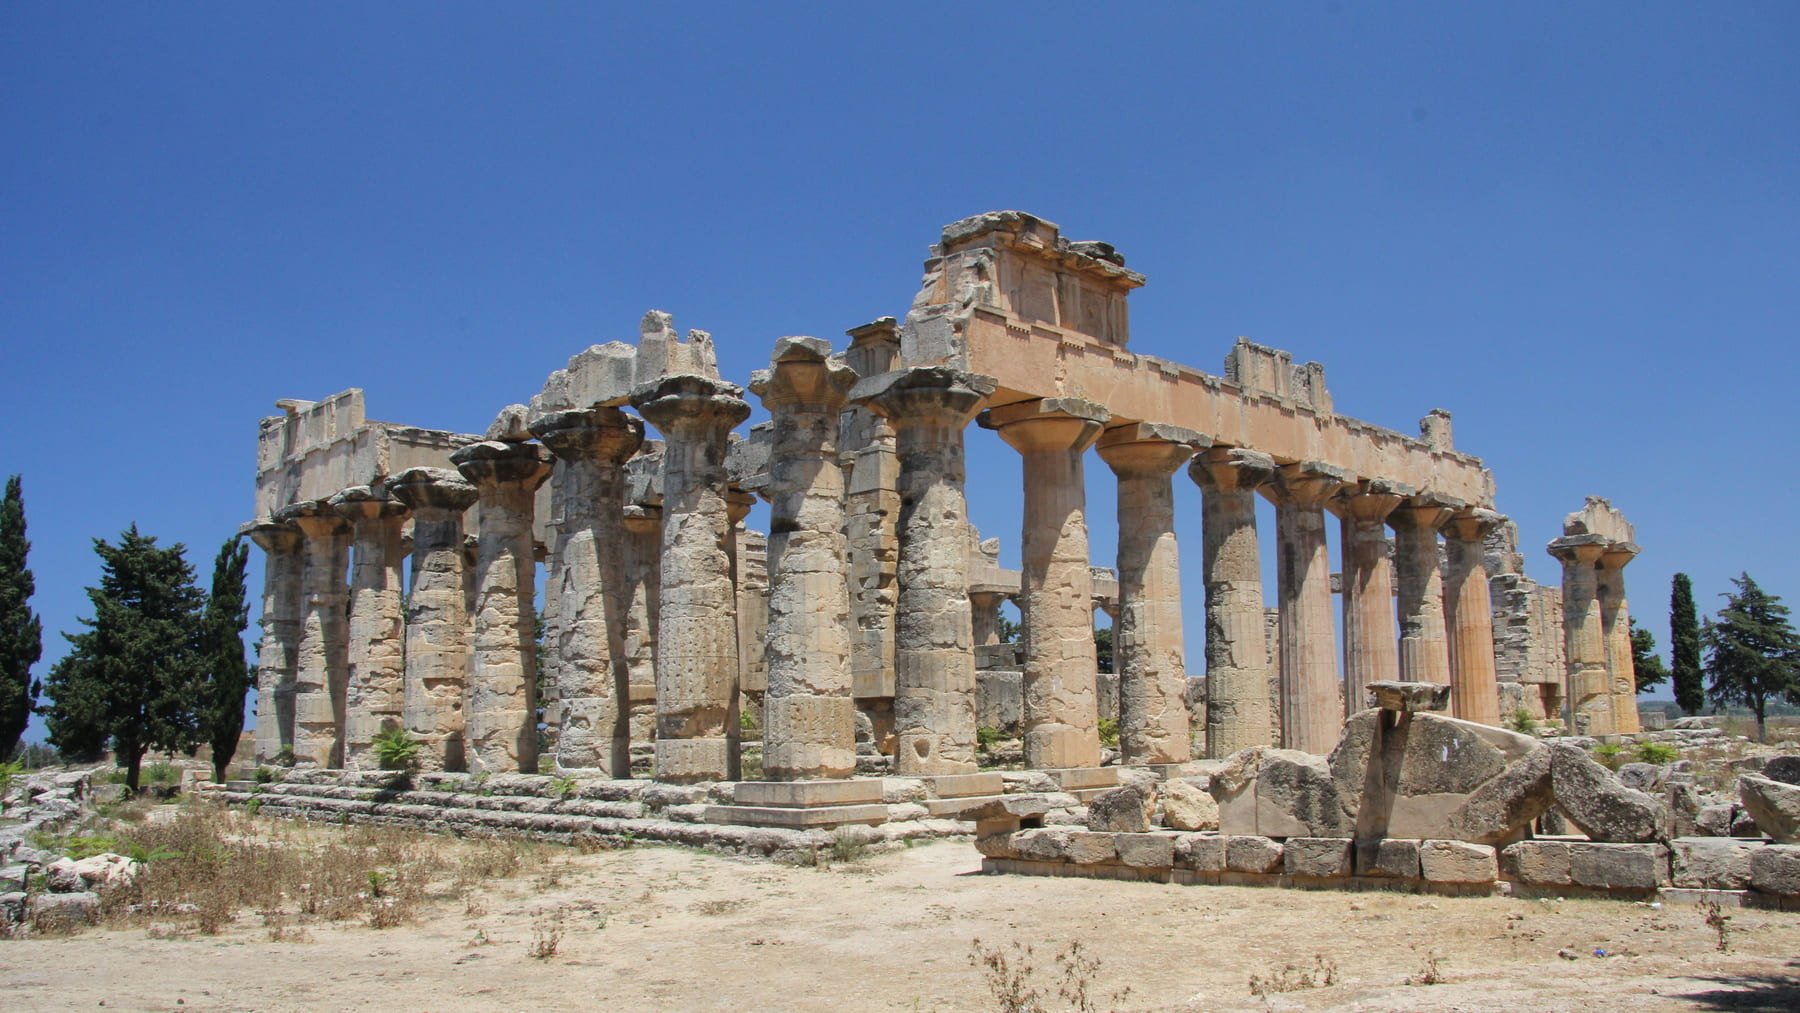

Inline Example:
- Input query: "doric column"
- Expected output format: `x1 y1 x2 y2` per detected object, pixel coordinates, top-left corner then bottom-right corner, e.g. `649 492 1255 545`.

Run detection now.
1549 534 1610 735
1097 423 1205 766
749 337 858 780
631 375 751 782
1598 541 1642 735
853 367 992 775
389 467 478 771
969 591 1008 648
1328 479 1408 717
278 501 350 768
724 487 757 735
1444 508 1503 726
1188 447 1277 758
329 487 409 769
981 397 1109 771
531 407 644 776
620 503 662 749
1261 461 1347 754
1390 494 1458 690
247 521 303 765
452 440 553 774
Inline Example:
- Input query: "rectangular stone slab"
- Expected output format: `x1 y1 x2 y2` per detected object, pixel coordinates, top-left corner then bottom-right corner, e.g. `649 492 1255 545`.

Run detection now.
922 772 1006 798
702 804 890 828
732 779 885 808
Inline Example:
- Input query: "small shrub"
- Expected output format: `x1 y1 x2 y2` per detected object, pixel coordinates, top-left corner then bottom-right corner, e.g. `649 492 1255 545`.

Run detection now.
1701 897 1732 952
1407 953 1446 985
1591 742 1627 770
529 906 565 960
254 766 277 784
372 727 422 773
739 709 759 732
977 726 1002 750
548 776 578 800
143 760 180 787
0 758 23 804
1249 954 1338 997
1634 741 1680 764
273 746 295 768
1506 708 1538 734
829 829 868 866
1097 718 1120 750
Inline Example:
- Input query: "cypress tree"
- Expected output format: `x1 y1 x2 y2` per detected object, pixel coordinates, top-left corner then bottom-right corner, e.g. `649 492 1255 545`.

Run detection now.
0 476 42 761
200 535 251 781
1670 573 1704 715
40 526 207 791
1702 573 1800 743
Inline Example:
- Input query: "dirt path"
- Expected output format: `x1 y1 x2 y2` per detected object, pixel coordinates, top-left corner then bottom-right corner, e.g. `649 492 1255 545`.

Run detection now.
4 838 1799 1011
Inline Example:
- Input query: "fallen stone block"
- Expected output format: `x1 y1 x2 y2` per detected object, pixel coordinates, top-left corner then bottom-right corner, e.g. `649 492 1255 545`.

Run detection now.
1420 840 1498 884
1738 773 1800 843
1176 833 1226 873
1364 838 1422 879
1501 840 1573 887
1065 831 1118 865
1115 832 1179 869
1447 745 1553 845
1160 778 1219 831
1086 784 1155 834
1549 743 1668 843
28 890 99 931
1568 842 1670 890
1747 844 1800 898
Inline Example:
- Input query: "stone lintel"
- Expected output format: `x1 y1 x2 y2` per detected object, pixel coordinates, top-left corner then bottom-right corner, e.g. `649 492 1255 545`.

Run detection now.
1044 766 1121 791
701 803 890 829
846 316 899 345
1366 679 1452 713
732 779 886 808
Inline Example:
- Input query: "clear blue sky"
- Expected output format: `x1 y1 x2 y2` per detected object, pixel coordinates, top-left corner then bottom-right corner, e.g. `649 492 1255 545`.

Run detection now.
4 4 1796 739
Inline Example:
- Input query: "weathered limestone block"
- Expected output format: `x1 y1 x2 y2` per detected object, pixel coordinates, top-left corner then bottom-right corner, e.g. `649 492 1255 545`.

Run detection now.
453 440 554 774
1671 838 1758 889
329 486 408 769
631 373 752 782
1738 773 1800 843
1365 838 1422 878
532 407 644 777
1748 845 1800 898
1761 756 1800 784
1568 842 1669 890
1177 833 1227 873
389 467 479 772
852 367 994 775
1366 680 1451 713
1390 494 1458 689
749 337 860 781
1419 840 1498 884
981 397 1110 770
1097 423 1205 766
1284 837 1353 878
279 500 351 768
247 521 303 764
1329 480 1408 718
1065 831 1119 865
1446 746 1554 845
1225 835 1284 874
1212 746 1353 838
1159 778 1220 831
1012 827 1075 863
1261 461 1347 753
1444 509 1503 726
1549 743 1668 843
1086 783 1155 833
1501 840 1572 887
1189 448 1277 758
1115 832 1179 869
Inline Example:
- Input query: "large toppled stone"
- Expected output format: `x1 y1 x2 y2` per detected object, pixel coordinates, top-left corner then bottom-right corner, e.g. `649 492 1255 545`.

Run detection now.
1087 783 1155 834
1760 756 1800 786
1738 773 1800 843
1212 747 1353 838
1159 778 1220 831
1446 746 1554 845
1549 743 1668 843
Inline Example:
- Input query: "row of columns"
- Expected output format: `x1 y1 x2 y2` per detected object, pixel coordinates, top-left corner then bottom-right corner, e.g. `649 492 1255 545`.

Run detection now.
1549 534 1640 736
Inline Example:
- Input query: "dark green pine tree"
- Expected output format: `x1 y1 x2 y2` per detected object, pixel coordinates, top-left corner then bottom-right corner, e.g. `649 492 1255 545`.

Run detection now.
0 476 43 761
1670 573 1705 715
200 535 251 782
40 526 207 791
1702 573 1800 743
1629 617 1670 694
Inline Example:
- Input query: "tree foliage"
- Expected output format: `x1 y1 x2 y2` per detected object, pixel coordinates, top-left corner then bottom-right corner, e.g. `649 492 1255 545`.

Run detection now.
1703 572 1800 743
200 535 251 781
40 526 208 791
1670 572 1705 715
0 476 42 761
1630 617 1670 693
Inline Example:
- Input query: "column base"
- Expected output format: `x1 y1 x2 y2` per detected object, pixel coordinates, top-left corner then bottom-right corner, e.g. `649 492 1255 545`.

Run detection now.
655 738 734 783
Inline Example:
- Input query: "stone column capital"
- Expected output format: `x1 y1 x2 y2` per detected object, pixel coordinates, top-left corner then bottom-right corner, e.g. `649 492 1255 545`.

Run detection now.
1326 478 1414 523
1547 533 1610 565
621 503 662 535
725 488 756 526
629 374 751 436
1443 507 1505 544
389 466 479 515
451 440 554 491
247 519 302 554
852 366 996 430
1260 461 1349 508
277 499 350 540
1389 492 1465 533
529 406 645 466
978 397 1110 455
1599 541 1640 571
748 336 858 414
328 485 408 524
1095 422 1209 478
1188 446 1276 493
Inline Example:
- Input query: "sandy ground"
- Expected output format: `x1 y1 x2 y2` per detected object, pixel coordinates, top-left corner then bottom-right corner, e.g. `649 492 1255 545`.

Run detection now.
3 837 1799 1012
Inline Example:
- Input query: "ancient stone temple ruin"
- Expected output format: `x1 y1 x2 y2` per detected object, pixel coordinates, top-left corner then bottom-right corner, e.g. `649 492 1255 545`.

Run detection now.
241 210 1654 826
